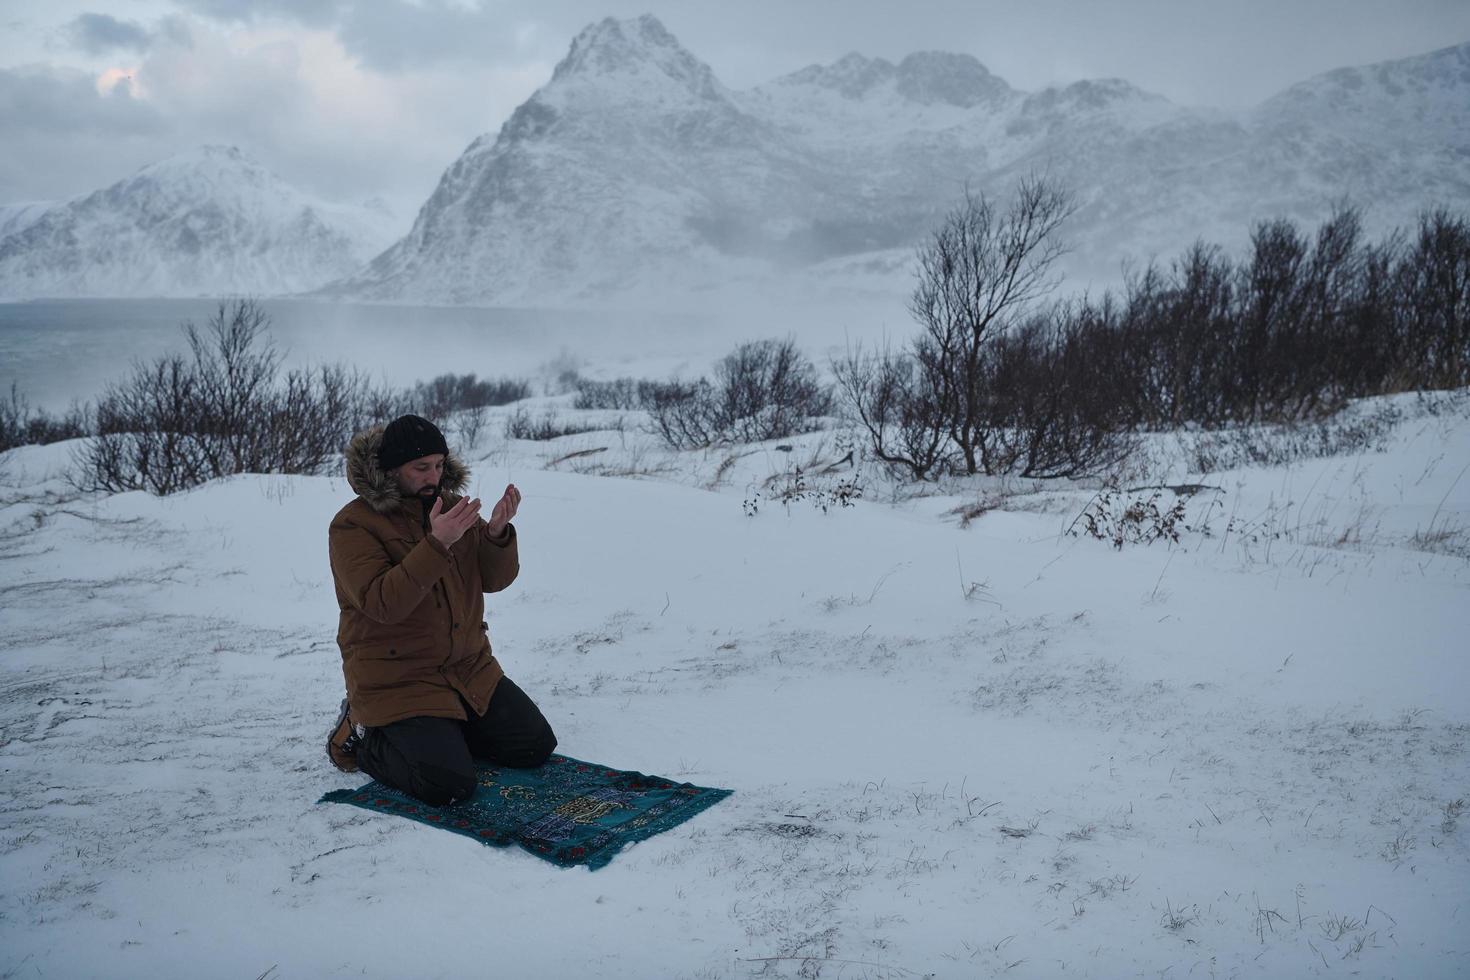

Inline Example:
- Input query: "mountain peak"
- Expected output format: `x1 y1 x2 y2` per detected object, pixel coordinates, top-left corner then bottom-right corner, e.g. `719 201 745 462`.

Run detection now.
132 144 274 185
1021 77 1167 116
154 144 253 166
1259 39 1470 115
778 54 897 99
0 145 397 299
550 14 724 100
773 50 1011 106
895 51 1012 106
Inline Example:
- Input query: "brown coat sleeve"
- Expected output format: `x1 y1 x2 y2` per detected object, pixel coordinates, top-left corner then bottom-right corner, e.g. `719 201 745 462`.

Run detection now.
330 514 451 624
478 521 519 593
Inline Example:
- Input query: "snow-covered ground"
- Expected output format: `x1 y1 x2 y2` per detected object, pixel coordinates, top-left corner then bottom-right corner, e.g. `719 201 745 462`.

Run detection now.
1 389 1467 978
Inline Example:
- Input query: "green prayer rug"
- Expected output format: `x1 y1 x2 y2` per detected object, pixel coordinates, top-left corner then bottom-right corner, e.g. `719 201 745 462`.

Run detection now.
319 753 732 870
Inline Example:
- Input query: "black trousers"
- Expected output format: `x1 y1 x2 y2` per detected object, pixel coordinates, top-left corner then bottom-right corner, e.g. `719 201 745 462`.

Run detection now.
355 676 557 806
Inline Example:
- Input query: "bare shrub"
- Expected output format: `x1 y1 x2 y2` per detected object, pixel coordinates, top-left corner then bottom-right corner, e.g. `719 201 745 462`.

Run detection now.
504 407 604 441
74 300 386 494
453 404 488 449
1115 203 1467 429
713 337 833 443
910 176 1075 475
837 176 1128 481
0 384 93 452
847 195 1470 486
742 471 862 516
83 353 211 495
1068 485 1194 549
1400 207 1470 390
647 338 833 450
573 377 658 410
270 363 381 475
980 307 1134 478
410 373 529 416
644 379 720 450
832 341 950 480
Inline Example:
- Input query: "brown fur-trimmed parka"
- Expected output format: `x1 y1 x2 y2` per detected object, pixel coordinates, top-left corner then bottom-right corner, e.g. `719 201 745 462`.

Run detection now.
328 425 518 728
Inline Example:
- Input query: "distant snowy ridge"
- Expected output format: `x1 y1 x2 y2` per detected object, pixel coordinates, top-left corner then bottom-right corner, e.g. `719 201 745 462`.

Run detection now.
0 201 56 242
328 16 1470 306
0 146 400 300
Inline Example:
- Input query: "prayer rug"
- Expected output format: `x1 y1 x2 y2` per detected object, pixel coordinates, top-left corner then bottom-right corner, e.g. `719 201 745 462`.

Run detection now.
319 753 732 870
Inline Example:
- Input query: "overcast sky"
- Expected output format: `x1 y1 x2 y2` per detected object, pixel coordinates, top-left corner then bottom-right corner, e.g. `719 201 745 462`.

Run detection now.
3 0 1467 217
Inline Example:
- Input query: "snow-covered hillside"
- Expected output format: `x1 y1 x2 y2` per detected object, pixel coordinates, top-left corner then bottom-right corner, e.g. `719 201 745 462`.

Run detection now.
328 16 1470 305
2 389 1466 977
331 16 801 305
0 146 400 300
0 201 55 242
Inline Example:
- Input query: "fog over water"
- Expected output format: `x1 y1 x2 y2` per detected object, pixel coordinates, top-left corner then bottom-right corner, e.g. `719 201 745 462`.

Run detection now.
2 294 910 412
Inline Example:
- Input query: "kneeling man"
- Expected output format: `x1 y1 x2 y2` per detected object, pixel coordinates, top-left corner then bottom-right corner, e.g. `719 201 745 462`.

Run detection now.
325 414 556 805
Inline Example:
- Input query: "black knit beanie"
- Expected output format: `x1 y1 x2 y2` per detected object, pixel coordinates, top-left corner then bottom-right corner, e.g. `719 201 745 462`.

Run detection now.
377 414 449 471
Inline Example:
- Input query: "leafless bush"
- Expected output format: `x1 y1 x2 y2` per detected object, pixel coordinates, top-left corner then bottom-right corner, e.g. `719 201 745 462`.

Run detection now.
453 404 489 449
503 407 604 441
573 377 661 410
742 470 862 516
1115 204 1469 428
978 308 1134 478
1 384 93 452
837 176 1129 481
713 336 833 443
910 176 1075 475
644 379 719 450
1068 485 1194 549
832 341 950 480
81 353 211 495
410 373 529 417
839 190 1469 484
74 300 387 494
1400 207 1470 390
647 338 833 450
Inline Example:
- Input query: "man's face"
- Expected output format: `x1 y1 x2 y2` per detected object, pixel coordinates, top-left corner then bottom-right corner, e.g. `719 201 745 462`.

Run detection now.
395 453 446 498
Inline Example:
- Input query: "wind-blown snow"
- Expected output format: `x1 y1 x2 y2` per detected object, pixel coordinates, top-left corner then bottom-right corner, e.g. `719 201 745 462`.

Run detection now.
1 389 1467 977
0 146 401 300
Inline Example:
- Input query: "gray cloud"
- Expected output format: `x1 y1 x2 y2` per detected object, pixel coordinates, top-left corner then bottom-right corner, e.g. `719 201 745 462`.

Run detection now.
0 65 164 136
150 0 1470 100
0 65 169 200
167 0 607 72
172 0 341 29
335 1 541 71
0 21 526 217
65 12 154 55
3 0 1467 218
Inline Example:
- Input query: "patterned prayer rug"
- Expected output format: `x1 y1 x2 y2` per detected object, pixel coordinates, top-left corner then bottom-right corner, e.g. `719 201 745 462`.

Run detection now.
319 753 732 870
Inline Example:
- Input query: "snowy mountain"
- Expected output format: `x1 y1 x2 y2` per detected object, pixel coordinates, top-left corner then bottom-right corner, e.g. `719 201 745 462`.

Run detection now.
0 146 400 300
331 18 1470 305
0 201 56 242
330 15 813 304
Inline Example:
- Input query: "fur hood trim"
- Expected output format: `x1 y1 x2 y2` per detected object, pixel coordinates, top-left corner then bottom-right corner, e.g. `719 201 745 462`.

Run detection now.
343 425 469 513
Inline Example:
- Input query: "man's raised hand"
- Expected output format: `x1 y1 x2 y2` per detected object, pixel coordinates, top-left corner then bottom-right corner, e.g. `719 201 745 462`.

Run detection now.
429 495 481 548
486 483 521 538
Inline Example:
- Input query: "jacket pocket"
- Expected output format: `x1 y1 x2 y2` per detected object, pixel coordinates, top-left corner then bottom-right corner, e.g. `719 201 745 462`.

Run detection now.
346 634 436 663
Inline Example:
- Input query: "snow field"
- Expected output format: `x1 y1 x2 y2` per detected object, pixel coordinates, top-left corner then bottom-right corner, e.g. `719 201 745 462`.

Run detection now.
0 390 1467 978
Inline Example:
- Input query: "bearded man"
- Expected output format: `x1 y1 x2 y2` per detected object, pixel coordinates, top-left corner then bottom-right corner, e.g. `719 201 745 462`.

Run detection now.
324 414 556 805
